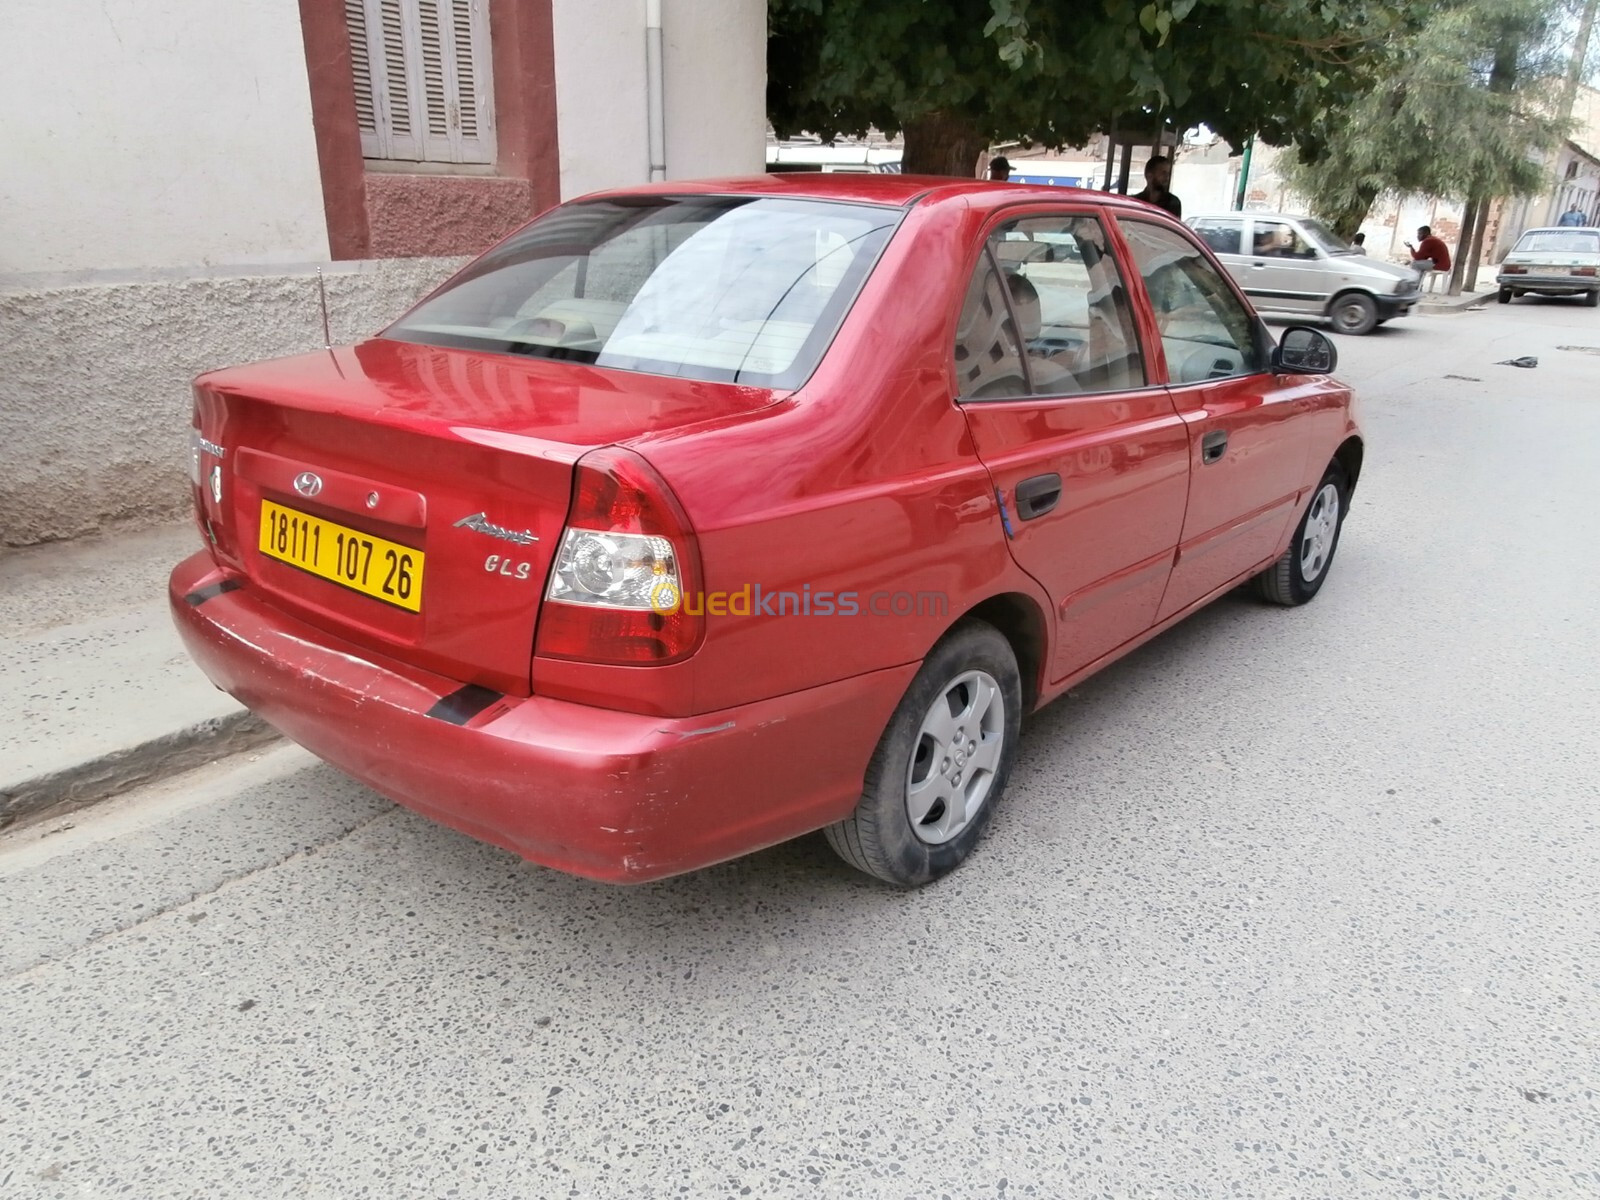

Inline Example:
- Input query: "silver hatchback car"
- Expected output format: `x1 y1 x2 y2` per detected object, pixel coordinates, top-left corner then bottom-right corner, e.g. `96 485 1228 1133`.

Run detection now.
1496 227 1600 306
1187 212 1421 335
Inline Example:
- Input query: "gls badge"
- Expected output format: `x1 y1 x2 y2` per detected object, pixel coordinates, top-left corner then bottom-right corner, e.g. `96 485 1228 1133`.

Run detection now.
484 554 532 580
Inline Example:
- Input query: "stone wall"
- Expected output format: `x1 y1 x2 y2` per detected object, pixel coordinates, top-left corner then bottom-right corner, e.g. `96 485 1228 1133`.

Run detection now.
0 257 467 547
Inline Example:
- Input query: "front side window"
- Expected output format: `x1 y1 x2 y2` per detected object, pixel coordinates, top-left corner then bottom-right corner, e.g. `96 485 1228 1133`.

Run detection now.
1299 217 1355 256
387 196 900 388
1190 218 1244 256
1119 220 1263 384
1251 220 1318 260
987 215 1145 395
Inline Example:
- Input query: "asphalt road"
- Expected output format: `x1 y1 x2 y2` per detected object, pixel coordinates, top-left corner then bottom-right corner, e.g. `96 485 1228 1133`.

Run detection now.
4 297 1599 1199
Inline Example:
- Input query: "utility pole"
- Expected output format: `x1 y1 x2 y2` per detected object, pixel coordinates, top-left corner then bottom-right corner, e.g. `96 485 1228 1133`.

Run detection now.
1234 137 1254 211
1542 0 1598 225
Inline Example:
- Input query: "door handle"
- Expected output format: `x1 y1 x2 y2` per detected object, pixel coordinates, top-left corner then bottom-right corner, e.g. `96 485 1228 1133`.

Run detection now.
1201 430 1228 464
1014 473 1062 520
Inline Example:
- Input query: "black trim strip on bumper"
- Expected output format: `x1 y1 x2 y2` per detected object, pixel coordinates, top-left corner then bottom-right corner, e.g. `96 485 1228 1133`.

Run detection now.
184 579 242 607
425 683 505 726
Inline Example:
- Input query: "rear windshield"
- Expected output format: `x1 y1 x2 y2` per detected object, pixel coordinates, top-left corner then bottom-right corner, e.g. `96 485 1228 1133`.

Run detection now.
386 195 901 389
1513 230 1600 254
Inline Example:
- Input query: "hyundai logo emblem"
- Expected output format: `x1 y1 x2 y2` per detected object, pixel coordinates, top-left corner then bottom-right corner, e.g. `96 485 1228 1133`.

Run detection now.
293 471 324 498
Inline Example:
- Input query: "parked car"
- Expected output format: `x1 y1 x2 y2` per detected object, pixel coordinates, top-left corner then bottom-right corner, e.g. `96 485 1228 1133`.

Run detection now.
171 176 1363 888
1187 211 1421 335
1496 226 1600 305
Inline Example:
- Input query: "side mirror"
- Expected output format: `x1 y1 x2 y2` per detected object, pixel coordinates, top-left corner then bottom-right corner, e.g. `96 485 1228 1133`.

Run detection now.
1273 326 1337 375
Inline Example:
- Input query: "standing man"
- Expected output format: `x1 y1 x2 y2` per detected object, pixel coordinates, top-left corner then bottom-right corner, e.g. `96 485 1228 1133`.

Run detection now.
1351 232 1368 255
987 156 1012 182
1405 225 1452 288
1133 155 1182 218
1558 203 1589 227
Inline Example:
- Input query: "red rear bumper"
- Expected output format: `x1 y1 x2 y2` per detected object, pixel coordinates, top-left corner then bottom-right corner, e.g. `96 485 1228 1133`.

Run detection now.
169 552 914 882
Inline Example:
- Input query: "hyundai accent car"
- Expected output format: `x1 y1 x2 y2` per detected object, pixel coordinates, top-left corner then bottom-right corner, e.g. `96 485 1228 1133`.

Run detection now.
171 175 1363 887
1187 211 1420 335
1496 226 1600 305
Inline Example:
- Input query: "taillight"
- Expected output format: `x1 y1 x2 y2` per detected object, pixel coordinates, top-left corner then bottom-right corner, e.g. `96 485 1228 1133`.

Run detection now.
1502 265 1527 274
1575 266 1597 277
534 448 703 665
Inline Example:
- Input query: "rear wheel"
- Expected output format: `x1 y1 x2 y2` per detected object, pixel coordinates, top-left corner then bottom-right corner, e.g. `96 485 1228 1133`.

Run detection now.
1586 289 1599 308
1329 292 1378 336
825 623 1022 886
1255 463 1348 607
1499 287 1514 304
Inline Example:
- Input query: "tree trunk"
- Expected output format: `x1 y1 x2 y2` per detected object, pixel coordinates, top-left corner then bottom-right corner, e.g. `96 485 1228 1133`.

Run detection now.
1463 197 1492 292
1320 186 1380 242
900 111 989 178
1448 194 1482 295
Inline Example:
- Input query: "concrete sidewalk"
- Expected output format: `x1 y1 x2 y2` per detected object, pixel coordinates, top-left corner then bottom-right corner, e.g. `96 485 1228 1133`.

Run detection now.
0 523 277 829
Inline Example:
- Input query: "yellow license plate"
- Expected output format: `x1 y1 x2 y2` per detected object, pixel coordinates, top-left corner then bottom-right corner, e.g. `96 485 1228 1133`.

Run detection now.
259 500 424 612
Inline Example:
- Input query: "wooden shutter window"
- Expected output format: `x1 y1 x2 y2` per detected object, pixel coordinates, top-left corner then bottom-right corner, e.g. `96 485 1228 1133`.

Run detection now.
346 0 495 165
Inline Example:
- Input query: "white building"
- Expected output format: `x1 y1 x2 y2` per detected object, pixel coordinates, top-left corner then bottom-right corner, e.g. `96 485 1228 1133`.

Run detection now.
0 0 767 546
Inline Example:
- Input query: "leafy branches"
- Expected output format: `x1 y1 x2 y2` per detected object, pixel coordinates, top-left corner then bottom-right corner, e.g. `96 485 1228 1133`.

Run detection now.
767 0 1419 173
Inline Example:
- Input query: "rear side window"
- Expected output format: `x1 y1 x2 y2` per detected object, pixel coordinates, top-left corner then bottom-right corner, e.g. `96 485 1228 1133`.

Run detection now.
1190 218 1244 255
387 196 901 388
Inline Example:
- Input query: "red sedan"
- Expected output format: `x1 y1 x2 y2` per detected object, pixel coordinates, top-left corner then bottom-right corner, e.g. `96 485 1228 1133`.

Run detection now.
171 174 1362 887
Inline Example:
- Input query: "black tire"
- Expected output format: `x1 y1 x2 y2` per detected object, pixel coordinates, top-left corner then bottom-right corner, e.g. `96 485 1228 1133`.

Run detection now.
825 622 1022 886
1255 462 1349 606
1499 287 1513 304
1329 292 1379 336
1586 289 1599 308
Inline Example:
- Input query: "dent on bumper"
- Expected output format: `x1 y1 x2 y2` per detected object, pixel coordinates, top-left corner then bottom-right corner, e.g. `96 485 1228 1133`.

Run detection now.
169 552 915 882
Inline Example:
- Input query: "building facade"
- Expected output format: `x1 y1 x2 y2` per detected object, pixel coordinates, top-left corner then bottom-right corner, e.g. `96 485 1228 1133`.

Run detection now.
1 0 766 546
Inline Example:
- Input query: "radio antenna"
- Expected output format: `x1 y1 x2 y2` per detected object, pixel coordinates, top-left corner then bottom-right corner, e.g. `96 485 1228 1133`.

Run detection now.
316 267 332 349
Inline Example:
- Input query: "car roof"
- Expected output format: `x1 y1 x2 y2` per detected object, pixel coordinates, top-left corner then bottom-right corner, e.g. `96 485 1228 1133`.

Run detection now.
573 173 1179 218
1518 225 1600 234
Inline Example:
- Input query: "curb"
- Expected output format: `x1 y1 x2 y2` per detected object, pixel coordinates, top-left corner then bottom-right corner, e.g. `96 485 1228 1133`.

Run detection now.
1419 291 1493 314
0 712 281 832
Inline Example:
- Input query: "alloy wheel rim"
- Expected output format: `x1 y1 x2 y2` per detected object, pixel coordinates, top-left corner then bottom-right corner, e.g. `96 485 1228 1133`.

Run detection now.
1299 482 1340 582
905 670 1006 845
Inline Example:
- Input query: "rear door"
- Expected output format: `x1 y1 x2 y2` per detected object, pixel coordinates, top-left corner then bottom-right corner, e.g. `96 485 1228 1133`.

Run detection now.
1189 215 1248 286
955 208 1189 683
1116 217 1316 620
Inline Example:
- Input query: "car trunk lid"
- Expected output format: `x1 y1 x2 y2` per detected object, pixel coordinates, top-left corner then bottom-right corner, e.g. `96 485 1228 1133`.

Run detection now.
192 338 780 695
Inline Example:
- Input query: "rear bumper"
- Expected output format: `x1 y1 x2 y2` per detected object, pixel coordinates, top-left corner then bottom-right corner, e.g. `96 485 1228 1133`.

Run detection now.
1497 273 1599 294
169 552 914 882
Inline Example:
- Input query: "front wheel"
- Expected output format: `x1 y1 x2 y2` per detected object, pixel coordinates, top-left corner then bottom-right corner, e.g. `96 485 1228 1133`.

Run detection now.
1329 293 1378 336
825 623 1022 886
1255 463 1348 606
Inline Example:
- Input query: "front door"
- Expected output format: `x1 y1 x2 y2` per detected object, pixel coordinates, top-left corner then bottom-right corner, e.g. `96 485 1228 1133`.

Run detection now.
1239 217 1327 315
1116 217 1315 620
955 210 1190 683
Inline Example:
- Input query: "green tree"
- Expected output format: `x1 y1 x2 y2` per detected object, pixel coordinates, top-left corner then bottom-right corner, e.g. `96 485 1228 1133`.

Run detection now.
1283 0 1570 240
767 0 1419 176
